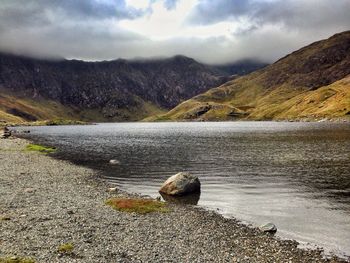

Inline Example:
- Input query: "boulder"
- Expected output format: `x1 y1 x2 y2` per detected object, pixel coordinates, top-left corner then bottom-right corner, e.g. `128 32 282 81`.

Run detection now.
259 222 277 234
159 172 200 196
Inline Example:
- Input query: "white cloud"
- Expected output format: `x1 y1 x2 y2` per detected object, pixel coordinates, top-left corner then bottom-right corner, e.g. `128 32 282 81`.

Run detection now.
125 0 150 10
120 0 237 40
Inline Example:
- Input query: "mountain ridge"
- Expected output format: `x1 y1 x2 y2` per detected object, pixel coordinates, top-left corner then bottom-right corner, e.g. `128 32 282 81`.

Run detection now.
153 31 350 121
0 54 236 122
0 52 268 123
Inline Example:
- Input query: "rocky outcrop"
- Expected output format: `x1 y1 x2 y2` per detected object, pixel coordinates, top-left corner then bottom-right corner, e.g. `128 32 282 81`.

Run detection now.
159 172 201 196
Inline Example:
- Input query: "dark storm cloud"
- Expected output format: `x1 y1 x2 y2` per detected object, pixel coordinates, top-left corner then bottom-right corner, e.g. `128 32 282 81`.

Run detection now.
0 0 145 34
188 0 350 33
188 0 253 25
0 0 143 22
0 0 147 59
183 0 350 63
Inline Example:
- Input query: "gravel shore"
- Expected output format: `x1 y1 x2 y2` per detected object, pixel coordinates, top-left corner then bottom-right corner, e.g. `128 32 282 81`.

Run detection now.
0 137 346 263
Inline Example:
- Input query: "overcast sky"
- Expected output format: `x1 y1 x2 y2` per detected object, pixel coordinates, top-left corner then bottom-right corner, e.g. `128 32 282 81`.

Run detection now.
0 0 349 64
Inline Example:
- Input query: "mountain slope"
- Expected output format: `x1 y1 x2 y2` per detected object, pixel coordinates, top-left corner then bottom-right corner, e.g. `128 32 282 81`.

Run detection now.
0 54 232 123
155 31 350 121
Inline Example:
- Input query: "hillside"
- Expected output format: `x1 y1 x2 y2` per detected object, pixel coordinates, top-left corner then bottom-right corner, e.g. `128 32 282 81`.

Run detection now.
153 31 350 121
0 54 235 123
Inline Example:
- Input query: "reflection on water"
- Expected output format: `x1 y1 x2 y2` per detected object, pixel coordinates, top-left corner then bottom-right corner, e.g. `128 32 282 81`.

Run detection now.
15 121 350 258
160 192 200 205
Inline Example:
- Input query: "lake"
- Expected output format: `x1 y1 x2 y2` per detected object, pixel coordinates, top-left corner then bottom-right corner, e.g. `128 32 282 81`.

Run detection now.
15 121 350 258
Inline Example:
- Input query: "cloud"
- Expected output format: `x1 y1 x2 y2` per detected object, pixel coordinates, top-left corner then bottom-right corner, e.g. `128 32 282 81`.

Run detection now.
0 0 148 59
163 0 179 10
184 0 350 62
188 0 253 25
188 0 350 33
0 0 349 64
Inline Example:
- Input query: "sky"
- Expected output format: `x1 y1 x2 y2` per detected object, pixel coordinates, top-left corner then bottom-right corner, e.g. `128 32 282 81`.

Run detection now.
0 0 349 64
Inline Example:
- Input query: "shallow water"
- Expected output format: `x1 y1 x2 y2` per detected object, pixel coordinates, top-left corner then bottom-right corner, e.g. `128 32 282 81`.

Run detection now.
16 122 350 258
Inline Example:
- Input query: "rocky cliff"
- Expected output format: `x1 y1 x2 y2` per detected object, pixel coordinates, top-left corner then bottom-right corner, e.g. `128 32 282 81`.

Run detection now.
0 54 237 122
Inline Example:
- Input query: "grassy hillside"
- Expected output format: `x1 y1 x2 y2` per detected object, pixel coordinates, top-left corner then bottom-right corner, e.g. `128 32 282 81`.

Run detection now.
152 31 350 121
0 90 165 125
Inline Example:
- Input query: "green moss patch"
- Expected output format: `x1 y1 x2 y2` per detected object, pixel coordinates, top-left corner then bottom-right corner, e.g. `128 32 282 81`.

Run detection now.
25 144 56 154
105 198 169 214
58 243 74 254
0 256 35 263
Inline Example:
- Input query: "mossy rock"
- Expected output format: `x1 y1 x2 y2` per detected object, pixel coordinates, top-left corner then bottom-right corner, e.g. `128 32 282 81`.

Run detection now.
105 198 169 214
58 243 74 254
25 144 56 154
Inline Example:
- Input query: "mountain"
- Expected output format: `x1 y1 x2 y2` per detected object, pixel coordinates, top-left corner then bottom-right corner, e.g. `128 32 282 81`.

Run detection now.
0 54 233 123
211 59 268 76
154 31 350 121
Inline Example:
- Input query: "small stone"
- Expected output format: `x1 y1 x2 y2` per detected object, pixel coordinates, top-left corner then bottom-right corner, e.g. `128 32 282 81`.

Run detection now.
259 222 277 234
24 188 36 193
109 159 120 165
108 187 118 192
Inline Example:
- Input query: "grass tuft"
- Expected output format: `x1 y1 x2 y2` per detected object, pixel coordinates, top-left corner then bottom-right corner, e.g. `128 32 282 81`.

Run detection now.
105 198 169 214
0 256 35 263
58 243 74 254
25 144 56 154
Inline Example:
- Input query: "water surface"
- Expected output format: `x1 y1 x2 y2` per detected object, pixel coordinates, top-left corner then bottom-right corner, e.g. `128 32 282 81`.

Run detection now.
16 122 350 258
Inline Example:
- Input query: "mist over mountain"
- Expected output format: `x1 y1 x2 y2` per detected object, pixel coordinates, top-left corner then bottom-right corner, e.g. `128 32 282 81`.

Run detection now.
211 59 268 76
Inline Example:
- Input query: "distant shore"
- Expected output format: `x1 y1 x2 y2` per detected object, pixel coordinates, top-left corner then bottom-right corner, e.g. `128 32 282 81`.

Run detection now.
1 115 349 131
0 137 347 262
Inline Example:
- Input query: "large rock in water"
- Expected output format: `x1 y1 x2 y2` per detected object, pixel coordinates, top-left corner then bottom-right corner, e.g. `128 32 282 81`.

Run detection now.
159 172 200 196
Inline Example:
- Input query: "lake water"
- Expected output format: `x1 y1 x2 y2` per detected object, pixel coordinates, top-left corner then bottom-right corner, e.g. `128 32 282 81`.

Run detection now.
16 122 350 258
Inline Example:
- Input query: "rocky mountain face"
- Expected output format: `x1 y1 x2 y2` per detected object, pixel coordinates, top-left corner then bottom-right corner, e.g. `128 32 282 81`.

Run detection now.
0 54 237 122
156 31 350 121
